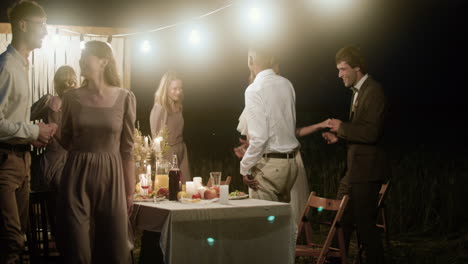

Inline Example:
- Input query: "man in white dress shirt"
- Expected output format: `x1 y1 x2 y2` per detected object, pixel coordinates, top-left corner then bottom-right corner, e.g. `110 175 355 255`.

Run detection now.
240 46 299 202
0 2 56 263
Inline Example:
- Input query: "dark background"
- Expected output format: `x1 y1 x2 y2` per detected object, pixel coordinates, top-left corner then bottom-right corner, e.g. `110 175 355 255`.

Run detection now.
1 0 466 149
2 1 468 261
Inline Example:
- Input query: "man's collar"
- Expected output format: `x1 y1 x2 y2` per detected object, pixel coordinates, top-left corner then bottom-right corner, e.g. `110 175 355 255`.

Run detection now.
7 44 29 68
352 74 369 92
255 69 275 79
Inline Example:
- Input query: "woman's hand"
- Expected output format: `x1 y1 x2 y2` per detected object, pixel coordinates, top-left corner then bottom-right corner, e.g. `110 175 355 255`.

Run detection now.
320 118 332 129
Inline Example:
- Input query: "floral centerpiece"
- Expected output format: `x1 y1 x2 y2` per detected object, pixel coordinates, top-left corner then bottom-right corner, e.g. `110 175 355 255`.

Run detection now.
133 123 172 198
133 127 153 164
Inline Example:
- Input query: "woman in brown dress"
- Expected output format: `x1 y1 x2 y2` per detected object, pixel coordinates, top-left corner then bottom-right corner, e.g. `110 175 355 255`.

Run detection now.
56 41 135 264
31 65 77 189
150 71 190 182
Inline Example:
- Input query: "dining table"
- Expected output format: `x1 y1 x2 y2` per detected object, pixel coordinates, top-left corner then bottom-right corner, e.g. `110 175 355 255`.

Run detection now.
131 198 296 264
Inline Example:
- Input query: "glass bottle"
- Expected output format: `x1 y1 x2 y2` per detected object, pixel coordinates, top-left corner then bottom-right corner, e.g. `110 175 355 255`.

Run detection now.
168 154 181 201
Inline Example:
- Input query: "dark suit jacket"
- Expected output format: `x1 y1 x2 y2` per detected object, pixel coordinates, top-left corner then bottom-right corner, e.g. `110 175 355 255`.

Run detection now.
337 76 387 183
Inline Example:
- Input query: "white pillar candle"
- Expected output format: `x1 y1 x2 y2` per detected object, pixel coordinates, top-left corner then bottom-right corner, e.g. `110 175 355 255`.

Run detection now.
219 185 229 205
193 177 202 189
144 136 149 148
186 181 196 196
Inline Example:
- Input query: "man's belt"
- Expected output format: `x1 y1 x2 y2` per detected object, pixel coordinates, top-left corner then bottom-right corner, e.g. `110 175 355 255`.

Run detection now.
262 152 296 159
0 142 30 152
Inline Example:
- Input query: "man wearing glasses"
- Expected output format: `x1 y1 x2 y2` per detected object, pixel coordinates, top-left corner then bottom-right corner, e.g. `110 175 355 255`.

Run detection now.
0 2 56 263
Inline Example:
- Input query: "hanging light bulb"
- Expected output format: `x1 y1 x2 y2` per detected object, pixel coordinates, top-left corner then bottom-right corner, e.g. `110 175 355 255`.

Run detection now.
189 29 201 45
141 40 151 53
249 7 262 24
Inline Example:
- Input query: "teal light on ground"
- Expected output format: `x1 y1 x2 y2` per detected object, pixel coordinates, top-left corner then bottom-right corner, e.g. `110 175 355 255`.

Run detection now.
318 206 324 212
267 215 276 223
206 237 215 246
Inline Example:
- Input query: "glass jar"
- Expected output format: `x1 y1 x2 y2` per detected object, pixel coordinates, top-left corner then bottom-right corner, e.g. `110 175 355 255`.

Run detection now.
154 157 171 192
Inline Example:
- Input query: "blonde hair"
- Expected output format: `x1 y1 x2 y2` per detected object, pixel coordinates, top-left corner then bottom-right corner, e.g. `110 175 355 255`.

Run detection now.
154 71 183 112
54 65 77 98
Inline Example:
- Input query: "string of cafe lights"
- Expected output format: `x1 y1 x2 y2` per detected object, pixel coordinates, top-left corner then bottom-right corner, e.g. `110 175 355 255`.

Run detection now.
49 2 266 52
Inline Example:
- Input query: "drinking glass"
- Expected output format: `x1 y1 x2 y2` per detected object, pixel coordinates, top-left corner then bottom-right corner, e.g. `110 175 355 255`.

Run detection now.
209 172 222 187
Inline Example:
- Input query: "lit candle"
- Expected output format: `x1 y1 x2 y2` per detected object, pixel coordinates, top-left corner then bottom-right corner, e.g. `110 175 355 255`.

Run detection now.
144 136 149 148
155 136 162 153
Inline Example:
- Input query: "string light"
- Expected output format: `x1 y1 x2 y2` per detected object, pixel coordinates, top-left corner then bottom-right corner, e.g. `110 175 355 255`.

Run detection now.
56 2 234 39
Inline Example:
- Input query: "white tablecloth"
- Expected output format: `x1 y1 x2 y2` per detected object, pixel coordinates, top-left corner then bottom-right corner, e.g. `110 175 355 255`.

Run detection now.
132 199 295 264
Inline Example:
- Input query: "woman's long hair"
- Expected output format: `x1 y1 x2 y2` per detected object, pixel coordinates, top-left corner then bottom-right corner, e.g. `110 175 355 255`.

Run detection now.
154 71 183 112
82 40 121 87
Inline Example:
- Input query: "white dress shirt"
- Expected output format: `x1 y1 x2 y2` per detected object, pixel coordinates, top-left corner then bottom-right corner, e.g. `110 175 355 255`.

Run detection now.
0 45 39 143
352 74 369 107
240 69 299 176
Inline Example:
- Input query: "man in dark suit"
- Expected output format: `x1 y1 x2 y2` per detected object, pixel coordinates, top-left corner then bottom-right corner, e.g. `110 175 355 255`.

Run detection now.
323 45 386 264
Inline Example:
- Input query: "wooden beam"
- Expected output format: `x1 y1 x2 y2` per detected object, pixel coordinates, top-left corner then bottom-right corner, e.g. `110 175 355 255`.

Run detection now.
0 23 133 36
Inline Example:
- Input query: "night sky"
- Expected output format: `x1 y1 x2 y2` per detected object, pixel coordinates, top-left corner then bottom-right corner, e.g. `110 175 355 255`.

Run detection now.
1 0 466 152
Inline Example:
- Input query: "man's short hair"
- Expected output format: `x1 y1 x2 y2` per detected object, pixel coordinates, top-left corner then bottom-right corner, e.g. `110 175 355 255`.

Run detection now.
7 1 47 32
335 45 368 75
248 43 276 69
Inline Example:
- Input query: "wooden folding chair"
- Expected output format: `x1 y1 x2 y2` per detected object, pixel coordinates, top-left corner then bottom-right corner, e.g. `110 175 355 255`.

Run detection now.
296 192 349 264
376 181 390 244
206 176 231 187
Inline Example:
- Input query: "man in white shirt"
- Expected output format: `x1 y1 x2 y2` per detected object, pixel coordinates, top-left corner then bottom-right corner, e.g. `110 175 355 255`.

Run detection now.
0 2 56 263
241 46 299 202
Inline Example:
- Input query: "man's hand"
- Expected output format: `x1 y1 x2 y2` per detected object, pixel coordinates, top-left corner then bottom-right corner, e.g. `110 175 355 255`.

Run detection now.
322 132 339 144
242 174 259 190
328 118 342 133
37 123 57 144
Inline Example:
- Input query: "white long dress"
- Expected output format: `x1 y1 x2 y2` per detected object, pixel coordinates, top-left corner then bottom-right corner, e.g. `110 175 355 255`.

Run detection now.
237 110 310 224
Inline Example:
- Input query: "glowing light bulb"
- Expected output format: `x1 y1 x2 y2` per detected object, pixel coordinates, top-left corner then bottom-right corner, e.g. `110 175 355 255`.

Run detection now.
141 40 151 53
189 29 201 45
